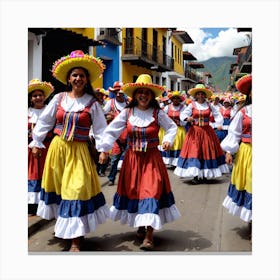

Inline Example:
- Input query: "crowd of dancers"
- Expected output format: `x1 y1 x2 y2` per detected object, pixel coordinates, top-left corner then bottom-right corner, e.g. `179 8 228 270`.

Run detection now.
28 49 252 251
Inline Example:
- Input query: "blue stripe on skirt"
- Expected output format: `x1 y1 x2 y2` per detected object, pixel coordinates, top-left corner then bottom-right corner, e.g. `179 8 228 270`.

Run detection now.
228 183 252 210
177 155 226 169
28 180 42 192
112 192 176 214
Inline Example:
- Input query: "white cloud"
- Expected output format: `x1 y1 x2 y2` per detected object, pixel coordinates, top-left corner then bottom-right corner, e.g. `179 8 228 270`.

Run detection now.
179 28 251 61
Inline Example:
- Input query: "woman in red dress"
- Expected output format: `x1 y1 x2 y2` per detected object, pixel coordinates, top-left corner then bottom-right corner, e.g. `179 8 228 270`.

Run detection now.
28 79 54 215
99 74 181 250
174 84 229 184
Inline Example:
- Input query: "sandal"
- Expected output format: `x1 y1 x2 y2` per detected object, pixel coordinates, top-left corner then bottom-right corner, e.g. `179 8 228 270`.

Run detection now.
140 238 154 250
136 226 146 239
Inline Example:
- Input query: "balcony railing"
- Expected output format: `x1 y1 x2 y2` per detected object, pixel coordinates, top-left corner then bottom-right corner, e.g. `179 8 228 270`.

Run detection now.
238 43 252 71
123 37 174 70
97 28 122 45
184 69 201 82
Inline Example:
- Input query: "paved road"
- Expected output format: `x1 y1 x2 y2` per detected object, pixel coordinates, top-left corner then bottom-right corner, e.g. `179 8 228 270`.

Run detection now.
28 168 252 253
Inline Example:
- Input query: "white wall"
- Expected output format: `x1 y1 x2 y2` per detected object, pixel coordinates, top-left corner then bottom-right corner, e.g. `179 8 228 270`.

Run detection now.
28 32 42 81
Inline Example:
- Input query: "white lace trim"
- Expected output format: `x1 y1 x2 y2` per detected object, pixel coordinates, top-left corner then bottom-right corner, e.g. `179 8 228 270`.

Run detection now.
174 164 229 179
109 204 181 230
223 196 252 222
28 191 41 204
128 107 155 127
54 205 110 239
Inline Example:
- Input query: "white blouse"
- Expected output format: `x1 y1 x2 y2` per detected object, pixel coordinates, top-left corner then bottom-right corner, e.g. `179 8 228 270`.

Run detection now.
163 104 188 126
28 107 46 124
98 107 178 152
102 98 127 114
28 92 107 149
180 101 223 126
221 104 252 154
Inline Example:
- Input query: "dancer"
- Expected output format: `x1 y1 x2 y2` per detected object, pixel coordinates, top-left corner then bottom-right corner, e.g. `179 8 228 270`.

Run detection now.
29 50 110 251
221 74 252 234
174 84 229 184
159 91 187 167
99 74 181 250
28 79 54 215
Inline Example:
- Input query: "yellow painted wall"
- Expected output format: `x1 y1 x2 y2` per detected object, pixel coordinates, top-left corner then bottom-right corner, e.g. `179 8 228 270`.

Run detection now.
172 37 184 75
121 28 167 82
122 65 153 83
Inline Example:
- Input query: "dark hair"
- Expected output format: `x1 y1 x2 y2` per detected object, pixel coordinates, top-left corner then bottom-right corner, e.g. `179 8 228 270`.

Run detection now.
66 67 97 98
125 88 160 109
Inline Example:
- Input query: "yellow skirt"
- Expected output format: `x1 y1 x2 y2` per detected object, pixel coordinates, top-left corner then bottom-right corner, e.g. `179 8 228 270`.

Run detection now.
231 142 252 194
42 136 101 200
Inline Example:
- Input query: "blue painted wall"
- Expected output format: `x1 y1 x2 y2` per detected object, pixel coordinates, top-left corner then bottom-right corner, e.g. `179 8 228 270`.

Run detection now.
96 43 120 91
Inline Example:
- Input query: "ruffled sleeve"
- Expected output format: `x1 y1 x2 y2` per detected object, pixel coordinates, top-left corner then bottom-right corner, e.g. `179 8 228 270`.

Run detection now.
220 110 243 154
209 103 223 126
28 94 60 148
89 101 108 150
180 103 193 121
98 109 128 152
158 109 177 145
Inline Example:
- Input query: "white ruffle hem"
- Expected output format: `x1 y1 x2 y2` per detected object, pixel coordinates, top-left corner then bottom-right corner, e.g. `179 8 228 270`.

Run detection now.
54 205 110 239
174 164 229 179
223 195 252 222
109 204 181 230
28 191 40 204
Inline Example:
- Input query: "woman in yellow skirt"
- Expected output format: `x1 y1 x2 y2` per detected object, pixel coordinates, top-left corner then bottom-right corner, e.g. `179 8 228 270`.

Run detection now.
29 50 110 252
159 91 187 167
221 74 252 233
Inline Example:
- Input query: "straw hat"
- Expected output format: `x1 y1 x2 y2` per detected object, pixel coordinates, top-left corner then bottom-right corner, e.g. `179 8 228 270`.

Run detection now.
121 74 164 98
188 84 213 99
108 81 124 92
169 90 184 101
96 88 108 96
235 74 252 95
51 50 105 85
28 79 54 98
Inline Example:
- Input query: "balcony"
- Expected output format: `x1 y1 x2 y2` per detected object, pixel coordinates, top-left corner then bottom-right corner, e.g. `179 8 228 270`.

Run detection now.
122 37 174 72
97 28 122 46
238 43 252 73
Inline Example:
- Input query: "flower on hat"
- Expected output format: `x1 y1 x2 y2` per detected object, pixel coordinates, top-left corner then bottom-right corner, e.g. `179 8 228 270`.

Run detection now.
51 50 105 85
28 79 54 98
121 74 164 98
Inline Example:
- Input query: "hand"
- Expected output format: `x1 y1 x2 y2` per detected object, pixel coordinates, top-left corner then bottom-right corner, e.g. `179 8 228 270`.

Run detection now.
106 113 114 121
225 152 232 165
161 142 171 151
32 147 42 158
217 126 222 130
99 152 109 164
187 117 194 123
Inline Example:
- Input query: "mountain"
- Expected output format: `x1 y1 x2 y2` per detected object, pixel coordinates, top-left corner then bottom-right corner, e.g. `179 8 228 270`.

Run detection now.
199 56 237 91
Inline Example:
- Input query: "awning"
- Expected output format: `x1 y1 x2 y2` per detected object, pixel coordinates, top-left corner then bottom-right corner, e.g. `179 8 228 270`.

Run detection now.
28 28 105 47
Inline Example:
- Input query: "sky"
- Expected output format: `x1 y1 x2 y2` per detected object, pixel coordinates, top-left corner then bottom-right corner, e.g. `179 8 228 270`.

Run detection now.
178 27 251 62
